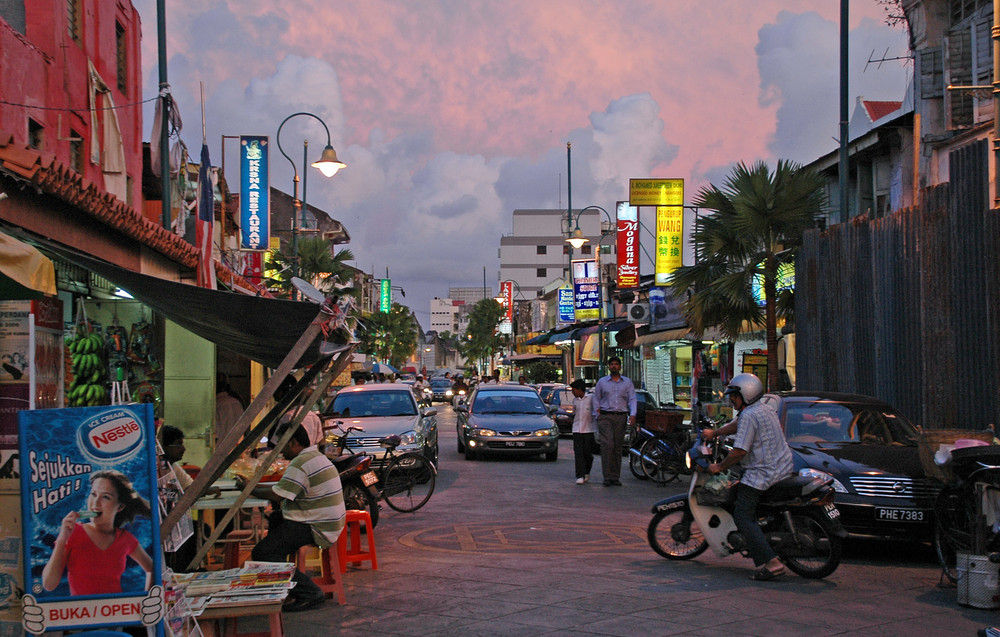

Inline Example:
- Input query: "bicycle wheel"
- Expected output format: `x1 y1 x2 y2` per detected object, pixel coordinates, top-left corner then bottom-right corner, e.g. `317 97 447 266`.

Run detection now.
933 486 974 583
639 437 680 485
381 453 436 512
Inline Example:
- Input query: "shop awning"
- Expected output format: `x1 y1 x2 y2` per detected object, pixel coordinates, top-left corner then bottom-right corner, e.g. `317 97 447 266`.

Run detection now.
39 243 344 369
0 231 56 299
633 326 696 346
507 352 561 362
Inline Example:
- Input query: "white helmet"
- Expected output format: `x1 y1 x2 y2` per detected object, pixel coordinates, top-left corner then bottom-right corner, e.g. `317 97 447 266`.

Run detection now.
724 373 764 405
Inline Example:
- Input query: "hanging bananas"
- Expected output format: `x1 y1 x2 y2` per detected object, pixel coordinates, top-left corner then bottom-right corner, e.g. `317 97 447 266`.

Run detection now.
66 332 108 407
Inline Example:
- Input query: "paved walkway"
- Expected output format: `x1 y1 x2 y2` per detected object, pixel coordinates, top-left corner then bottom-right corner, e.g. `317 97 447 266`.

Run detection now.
268 409 996 636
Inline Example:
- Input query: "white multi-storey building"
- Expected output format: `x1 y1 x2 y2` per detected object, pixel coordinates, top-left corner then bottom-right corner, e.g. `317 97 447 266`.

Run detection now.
499 209 616 298
429 298 461 334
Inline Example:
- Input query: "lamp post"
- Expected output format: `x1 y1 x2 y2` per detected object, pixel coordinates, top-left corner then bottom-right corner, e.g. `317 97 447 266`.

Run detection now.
566 205 616 377
275 112 346 298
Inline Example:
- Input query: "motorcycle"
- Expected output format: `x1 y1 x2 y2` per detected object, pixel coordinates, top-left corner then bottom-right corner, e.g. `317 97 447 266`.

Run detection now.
451 388 468 408
647 430 847 579
324 421 381 527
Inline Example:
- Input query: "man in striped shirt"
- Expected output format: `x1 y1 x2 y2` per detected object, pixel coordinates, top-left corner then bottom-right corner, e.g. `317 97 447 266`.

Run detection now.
244 422 346 612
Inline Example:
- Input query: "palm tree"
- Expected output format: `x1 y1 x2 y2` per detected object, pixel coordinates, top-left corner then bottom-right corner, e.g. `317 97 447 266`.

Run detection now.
265 237 355 298
461 299 506 372
668 160 825 391
361 302 418 368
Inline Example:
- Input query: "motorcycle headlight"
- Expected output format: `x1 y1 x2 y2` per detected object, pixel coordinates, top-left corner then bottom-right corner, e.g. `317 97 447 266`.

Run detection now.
798 468 848 493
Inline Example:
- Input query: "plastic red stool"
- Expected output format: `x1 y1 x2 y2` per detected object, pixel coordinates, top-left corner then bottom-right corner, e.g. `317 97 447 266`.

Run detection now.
296 545 345 604
222 529 254 569
336 509 378 572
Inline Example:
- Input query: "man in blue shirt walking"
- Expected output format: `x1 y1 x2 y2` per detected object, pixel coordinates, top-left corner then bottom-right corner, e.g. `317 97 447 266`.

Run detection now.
591 356 636 486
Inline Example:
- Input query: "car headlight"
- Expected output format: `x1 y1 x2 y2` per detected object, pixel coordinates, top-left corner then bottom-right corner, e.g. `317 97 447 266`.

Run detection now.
446 390 454 396
533 427 559 437
398 430 418 446
472 428 497 436
798 468 848 493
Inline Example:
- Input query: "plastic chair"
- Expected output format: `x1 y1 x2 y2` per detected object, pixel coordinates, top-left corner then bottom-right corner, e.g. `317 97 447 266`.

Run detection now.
337 509 378 572
296 544 346 604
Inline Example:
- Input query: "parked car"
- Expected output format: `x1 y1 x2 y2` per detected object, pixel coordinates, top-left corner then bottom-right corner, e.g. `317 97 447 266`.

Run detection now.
428 377 454 403
537 383 566 404
455 385 560 461
548 386 576 435
323 383 439 467
763 391 939 540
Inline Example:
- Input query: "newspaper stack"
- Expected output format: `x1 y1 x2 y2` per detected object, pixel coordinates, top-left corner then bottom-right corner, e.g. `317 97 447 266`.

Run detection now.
173 561 297 611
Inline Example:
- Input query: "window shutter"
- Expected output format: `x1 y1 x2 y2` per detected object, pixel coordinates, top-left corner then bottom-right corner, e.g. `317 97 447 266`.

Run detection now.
919 47 943 99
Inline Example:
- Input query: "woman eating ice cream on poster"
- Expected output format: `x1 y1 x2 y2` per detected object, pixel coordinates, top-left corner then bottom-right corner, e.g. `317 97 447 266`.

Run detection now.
41 469 153 595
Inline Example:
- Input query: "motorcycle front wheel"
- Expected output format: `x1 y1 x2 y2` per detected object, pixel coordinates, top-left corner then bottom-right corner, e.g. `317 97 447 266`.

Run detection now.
628 447 649 480
647 500 708 560
777 510 842 579
342 482 380 528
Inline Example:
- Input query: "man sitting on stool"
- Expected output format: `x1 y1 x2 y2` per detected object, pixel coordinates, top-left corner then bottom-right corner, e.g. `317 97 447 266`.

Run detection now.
237 422 346 612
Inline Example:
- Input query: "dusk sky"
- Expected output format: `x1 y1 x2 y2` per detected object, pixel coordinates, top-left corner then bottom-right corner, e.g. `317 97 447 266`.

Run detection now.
132 1 910 327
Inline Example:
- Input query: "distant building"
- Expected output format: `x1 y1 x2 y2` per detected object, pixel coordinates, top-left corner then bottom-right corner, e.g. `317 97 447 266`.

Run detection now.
429 298 461 333
499 209 615 298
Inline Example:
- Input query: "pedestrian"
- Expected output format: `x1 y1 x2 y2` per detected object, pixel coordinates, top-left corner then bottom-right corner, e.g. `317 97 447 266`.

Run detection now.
518 375 527 385
214 376 244 446
591 355 636 486
570 379 597 485
237 422 346 612
702 373 794 581
159 425 221 571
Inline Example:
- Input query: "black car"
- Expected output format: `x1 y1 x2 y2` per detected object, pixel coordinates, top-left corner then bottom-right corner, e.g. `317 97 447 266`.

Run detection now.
456 385 560 461
548 387 576 435
428 377 454 403
763 392 939 540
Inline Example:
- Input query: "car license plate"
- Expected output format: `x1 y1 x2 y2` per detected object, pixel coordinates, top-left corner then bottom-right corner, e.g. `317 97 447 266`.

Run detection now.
361 471 378 487
875 507 925 522
823 503 840 519
505 441 525 447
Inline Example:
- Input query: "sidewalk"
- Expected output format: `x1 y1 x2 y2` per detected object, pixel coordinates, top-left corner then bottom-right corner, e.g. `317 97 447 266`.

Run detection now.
274 429 994 636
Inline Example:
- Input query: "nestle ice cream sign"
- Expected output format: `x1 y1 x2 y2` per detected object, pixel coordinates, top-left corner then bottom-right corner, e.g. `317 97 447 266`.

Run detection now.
77 409 145 462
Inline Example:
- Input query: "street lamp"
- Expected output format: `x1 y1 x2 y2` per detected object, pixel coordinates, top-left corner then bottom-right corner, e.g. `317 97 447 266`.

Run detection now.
565 205 616 376
276 112 346 295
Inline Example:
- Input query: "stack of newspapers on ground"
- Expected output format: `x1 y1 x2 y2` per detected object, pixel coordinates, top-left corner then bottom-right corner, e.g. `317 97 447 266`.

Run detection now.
172 561 297 613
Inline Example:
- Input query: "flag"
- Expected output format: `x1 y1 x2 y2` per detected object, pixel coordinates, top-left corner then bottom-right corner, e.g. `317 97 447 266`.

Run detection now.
196 143 217 289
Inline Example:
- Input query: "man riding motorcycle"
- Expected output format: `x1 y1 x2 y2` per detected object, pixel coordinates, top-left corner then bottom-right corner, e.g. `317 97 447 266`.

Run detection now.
702 373 793 581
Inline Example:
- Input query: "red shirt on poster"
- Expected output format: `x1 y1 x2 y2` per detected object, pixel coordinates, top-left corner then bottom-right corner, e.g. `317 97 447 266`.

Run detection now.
64 524 138 595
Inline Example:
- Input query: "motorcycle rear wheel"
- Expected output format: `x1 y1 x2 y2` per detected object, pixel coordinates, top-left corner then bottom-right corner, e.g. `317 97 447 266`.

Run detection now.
628 449 649 480
777 510 841 579
647 501 708 559
342 482 380 528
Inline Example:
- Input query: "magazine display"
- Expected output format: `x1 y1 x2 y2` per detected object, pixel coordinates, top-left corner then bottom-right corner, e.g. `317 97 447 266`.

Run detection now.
170 561 295 612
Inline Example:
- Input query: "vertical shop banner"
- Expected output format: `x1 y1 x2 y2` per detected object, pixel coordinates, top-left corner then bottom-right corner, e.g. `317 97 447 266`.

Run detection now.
572 259 600 322
500 281 513 322
654 205 684 285
616 201 639 288
18 404 163 634
380 279 391 313
239 135 270 251
557 286 575 324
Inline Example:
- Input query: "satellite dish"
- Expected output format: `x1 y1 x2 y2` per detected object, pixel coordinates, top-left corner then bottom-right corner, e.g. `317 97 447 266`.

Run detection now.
291 277 326 305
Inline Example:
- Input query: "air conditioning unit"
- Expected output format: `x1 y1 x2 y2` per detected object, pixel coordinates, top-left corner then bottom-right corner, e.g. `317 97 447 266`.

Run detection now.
626 303 649 323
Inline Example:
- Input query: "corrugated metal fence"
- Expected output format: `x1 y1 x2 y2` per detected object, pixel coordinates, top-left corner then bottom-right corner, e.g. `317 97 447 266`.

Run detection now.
797 139 1000 430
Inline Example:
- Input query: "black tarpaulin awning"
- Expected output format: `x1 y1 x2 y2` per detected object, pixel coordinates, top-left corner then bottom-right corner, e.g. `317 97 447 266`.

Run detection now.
40 244 344 369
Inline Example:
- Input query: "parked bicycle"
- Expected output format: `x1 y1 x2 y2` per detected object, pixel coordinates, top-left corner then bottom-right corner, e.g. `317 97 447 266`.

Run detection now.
327 421 437 514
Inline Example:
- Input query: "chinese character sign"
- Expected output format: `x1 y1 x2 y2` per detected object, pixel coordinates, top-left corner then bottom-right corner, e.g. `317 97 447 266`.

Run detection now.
572 259 600 322
18 404 162 634
500 281 513 322
240 136 270 250
654 181 684 285
616 201 639 288
380 279 391 313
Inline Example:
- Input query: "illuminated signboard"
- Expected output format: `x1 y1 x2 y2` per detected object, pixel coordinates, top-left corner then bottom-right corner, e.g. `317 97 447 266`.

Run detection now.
239 135 270 250
380 279 391 312
654 203 684 284
616 201 639 288
629 178 684 207
558 286 574 323
500 281 513 322
572 259 600 321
